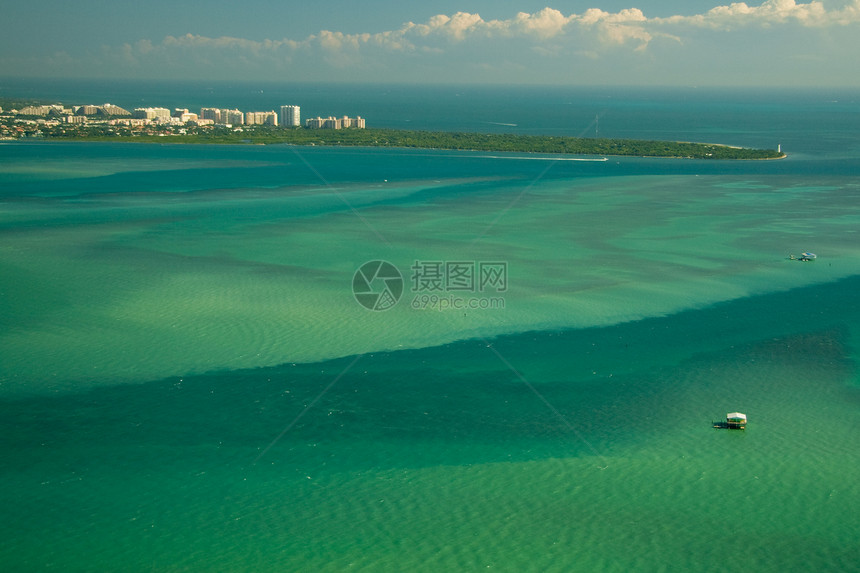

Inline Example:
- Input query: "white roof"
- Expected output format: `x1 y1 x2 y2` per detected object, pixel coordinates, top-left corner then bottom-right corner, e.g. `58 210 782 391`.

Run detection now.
726 412 747 420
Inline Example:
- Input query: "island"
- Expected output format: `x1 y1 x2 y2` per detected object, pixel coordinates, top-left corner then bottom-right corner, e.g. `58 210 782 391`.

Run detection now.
1 97 784 160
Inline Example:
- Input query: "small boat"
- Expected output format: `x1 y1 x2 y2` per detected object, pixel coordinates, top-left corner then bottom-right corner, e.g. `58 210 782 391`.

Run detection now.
726 412 747 429
799 252 817 261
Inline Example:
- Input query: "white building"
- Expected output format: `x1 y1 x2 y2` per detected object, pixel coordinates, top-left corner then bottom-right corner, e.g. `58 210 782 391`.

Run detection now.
173 109 199 123
280 105 300 127
200 108 220 122
108 118 150 126
76 105 101 115
19 105 54 116
245 111 278 126
133 107 171 120
305 116 365 129
101 104 130 116
222 109 244 125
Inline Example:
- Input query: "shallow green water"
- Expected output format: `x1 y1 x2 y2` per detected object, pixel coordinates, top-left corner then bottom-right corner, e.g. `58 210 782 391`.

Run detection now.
2 146 859 393
2 136 860 571
2 280 859 571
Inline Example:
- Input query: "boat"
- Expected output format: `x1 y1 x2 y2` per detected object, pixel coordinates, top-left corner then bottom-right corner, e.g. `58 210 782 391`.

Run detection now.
726 412 747 429
790 252 817 261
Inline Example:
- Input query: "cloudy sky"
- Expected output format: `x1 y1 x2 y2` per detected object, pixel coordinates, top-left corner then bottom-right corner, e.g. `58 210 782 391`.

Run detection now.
3 0 860 86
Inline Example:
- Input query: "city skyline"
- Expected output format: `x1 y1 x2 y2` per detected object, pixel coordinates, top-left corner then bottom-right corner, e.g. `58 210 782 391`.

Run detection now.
2 98 369 135
2 1 860 87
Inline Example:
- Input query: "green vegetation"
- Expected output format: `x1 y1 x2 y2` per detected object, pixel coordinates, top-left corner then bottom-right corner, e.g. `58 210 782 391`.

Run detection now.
171 127 783 159
4 120 785 160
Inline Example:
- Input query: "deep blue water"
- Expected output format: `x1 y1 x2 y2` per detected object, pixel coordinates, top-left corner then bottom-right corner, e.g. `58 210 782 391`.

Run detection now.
3 78 859 155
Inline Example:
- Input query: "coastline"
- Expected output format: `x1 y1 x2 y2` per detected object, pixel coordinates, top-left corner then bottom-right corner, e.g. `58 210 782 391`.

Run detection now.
6 128 786 160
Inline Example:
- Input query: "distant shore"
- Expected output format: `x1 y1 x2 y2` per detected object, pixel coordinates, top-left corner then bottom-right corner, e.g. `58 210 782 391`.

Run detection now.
1 94 785 160
6 125 786 160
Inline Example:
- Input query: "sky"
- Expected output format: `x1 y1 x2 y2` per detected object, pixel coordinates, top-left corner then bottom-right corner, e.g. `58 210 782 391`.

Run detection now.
2 0 860 87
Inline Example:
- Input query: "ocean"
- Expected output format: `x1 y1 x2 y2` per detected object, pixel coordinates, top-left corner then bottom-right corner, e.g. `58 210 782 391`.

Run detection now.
1 80 859 571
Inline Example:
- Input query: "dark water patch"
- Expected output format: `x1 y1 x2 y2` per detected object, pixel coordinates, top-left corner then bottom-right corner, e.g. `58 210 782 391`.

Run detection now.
3 274 858 475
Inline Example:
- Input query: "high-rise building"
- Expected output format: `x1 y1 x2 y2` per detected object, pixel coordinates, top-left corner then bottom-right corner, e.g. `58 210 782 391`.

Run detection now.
200 108 220 122
245 111 277 126
222 109 244 125
305 115 365 129
174 110 198 123
20 105 66 116
133 107 171 120
100 104 130 116
280 105 300 127
305 116 341 129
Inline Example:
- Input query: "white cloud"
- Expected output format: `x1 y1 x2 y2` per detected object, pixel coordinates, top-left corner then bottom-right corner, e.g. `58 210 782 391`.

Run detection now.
408 12 487 40
323 2 854 55
95 1 860 64
578 7 648 26
511 8 571 39
6 2 860 84
661 0 860 28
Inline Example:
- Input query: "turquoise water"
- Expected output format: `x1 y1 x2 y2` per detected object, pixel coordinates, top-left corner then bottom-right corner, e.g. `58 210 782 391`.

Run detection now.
1 85 860 571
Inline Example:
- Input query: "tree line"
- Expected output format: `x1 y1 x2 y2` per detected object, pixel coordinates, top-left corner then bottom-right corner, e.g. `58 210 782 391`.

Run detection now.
33 124 785 160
